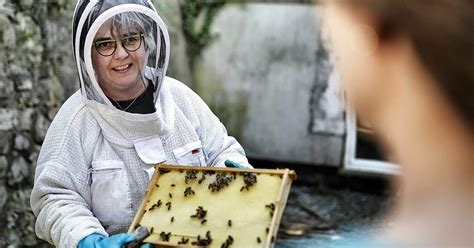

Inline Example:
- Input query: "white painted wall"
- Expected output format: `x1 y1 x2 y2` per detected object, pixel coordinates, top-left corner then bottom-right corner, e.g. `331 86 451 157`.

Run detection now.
193 4 345 166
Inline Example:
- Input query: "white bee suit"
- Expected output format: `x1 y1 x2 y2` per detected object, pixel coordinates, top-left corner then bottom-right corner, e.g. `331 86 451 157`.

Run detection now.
30 1 250 247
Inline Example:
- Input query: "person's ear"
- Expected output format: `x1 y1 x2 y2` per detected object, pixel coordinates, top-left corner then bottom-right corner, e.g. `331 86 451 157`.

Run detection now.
325 4 381 62
347 22 379 58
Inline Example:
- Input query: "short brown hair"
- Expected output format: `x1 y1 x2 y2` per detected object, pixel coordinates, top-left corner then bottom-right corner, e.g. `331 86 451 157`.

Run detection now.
341 0 474 130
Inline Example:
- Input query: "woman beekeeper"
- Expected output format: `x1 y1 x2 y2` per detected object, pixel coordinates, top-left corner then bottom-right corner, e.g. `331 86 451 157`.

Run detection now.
30 1 251 247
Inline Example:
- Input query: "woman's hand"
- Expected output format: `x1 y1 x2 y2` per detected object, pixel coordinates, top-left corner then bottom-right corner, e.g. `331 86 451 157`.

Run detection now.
78 233 135 248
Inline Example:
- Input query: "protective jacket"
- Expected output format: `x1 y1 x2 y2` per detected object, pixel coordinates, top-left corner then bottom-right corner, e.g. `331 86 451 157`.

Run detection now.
30 1 250 247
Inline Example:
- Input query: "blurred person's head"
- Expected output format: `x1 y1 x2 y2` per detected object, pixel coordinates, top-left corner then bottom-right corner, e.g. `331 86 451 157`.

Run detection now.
324 0 473 246
325 0 473 132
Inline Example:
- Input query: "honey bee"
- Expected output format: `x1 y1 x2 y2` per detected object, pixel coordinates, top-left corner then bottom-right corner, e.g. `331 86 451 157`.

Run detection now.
191 230 212 246
208 173 233 192
184 187 195 197
148 199 162 211
265 203 275 210
178 237 189 244
221 235 234 248
265 203 275 217
190 206 207 219
198 175 206 184
159 231 171 242
242 172 257 190
184 170 198 184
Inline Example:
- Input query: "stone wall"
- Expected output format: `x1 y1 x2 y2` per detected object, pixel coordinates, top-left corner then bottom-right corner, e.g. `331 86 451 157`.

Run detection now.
0 0 75 246
0 0 192 245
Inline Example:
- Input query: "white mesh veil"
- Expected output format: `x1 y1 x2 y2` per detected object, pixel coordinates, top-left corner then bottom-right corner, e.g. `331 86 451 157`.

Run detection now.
72 0 170 107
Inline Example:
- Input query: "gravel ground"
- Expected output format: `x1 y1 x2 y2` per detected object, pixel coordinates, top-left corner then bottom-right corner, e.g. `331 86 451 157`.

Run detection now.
271 165 394 248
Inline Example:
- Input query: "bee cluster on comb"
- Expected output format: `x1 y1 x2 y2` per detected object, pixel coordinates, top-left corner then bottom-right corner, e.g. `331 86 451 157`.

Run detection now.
129 165 296 248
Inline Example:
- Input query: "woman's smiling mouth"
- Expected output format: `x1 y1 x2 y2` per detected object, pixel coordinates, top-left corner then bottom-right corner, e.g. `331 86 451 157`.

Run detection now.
112 63 132 72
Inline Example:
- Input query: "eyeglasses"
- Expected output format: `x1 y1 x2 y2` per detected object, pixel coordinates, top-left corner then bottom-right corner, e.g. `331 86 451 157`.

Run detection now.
94 33 144 57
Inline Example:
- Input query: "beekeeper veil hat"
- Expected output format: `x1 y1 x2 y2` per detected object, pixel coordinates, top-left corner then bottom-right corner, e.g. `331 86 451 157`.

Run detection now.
72 0 170 106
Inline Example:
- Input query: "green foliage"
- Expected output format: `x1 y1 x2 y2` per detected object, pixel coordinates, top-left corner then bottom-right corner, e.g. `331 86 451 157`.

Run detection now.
179 0 225 69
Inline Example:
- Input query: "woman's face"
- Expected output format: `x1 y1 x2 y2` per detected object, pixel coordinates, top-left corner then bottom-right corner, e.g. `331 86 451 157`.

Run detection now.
91 19 148 100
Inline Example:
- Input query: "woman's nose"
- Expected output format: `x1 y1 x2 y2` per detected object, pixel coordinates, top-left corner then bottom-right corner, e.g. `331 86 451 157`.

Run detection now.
113 42 129 59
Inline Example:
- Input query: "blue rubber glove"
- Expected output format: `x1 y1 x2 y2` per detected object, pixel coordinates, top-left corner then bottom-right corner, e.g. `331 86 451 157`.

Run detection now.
224 159 244 168
78 233 136 248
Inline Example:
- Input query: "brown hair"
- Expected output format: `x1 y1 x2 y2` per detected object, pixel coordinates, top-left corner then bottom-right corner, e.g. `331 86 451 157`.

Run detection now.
341 0 474 130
